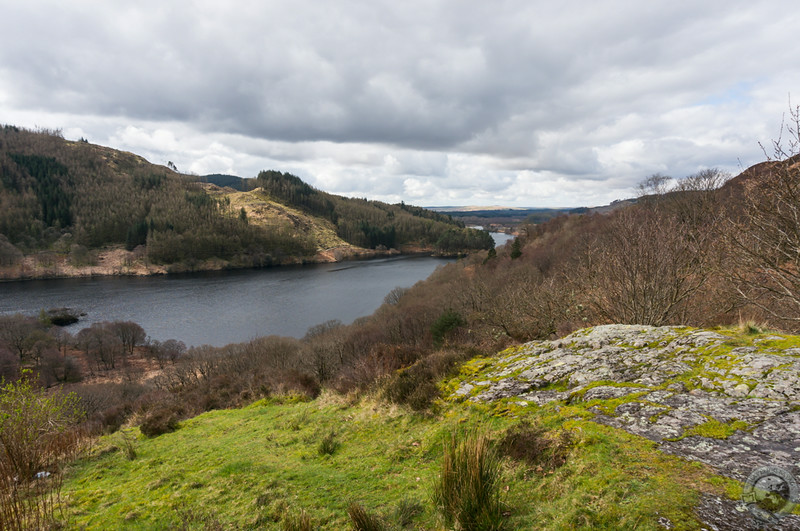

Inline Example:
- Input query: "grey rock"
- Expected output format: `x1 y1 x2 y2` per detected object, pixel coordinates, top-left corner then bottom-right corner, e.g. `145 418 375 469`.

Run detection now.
448 324 800 521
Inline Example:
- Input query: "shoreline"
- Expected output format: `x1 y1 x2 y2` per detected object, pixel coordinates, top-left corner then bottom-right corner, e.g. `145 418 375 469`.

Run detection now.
0 245 449 283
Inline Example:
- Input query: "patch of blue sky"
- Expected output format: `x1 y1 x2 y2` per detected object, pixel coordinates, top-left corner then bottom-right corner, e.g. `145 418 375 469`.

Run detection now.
696 81 757 107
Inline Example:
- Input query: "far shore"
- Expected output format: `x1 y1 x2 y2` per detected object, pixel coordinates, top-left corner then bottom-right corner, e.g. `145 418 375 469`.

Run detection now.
0 244 450 283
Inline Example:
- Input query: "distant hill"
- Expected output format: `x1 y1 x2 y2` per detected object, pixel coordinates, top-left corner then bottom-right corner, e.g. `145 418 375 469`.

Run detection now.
717 154 800 203
196 174 255 192
253 170 493 253
0 125 492 278
432 200 634 231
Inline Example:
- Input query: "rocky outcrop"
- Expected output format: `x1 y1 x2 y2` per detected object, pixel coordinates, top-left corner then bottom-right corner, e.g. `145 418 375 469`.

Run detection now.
450 324 800 529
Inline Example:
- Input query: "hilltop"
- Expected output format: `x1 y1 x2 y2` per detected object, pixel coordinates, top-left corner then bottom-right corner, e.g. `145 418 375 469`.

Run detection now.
0 126 492 280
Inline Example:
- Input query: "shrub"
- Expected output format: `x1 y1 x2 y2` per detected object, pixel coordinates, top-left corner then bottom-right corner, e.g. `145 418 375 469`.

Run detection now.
139 402 184 438
0 370 84 529
278 369 321 398
384 349 470 411
384 365 438 411
118 431 137 460
432 431 506 531
431 309 466 348
72 382 149 434
99 403 131 433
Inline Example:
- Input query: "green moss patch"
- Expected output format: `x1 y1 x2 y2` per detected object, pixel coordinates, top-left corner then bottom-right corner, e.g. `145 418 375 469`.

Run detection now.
668 417 751 441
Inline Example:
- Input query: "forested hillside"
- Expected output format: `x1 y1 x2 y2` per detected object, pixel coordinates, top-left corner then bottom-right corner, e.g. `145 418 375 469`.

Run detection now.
256 170 493 252
0 126 491 277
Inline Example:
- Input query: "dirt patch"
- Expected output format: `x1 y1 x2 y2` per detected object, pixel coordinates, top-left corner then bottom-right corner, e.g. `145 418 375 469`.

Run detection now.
0 247 167 281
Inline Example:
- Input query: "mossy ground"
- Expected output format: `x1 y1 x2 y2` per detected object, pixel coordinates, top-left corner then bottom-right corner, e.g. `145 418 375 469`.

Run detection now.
62 391 734 529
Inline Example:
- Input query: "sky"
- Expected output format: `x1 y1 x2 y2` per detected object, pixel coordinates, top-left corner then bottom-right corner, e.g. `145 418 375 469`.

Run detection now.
1 1 799 208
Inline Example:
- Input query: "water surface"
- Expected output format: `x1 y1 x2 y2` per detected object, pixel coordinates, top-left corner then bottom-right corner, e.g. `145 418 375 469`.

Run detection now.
0 256 452 347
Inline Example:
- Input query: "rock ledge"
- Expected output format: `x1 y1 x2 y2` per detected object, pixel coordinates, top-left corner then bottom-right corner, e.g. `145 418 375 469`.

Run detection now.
450 325 800 529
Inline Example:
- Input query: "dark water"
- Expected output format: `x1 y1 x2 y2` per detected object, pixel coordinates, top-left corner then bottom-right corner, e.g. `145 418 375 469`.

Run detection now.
0 256 452 347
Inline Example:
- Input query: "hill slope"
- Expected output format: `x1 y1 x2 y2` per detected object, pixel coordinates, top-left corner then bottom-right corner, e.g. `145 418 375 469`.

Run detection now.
60 324 800 529
0 126 491 279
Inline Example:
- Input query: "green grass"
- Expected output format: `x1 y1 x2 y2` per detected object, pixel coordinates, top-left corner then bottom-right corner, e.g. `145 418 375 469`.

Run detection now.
61 392 734 530
680 418 750 440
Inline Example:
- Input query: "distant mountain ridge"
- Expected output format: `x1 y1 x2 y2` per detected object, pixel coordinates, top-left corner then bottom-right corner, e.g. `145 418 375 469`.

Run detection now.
431 200 635 230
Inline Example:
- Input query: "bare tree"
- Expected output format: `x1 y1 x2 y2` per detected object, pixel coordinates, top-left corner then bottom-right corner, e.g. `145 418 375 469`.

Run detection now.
480 268 575 341
109 321 146 362
48 327 72 357
573 204 719 326
0 346 19 381
0 314 41 363
146 338 187 369
638 173 673 198
726 100 800 323
302 320 345 382
383 286 409 306
75 323 123 371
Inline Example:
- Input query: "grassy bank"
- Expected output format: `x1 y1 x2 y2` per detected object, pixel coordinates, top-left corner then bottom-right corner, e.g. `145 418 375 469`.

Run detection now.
61 391 731 529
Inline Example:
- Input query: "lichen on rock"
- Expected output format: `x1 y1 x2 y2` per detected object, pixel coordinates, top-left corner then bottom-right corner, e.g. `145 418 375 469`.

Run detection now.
449 324 800 486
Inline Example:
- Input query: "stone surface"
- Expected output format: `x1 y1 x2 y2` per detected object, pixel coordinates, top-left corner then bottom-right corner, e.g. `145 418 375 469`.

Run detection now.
450 324 800 529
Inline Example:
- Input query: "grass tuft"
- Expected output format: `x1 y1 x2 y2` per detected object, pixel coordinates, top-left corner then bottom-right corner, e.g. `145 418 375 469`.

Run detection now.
175 507 224 530
737 319 770 336
347 502 389 531
393 497 424 527
432 430 506 530
282 508 313 531
318 429 340 456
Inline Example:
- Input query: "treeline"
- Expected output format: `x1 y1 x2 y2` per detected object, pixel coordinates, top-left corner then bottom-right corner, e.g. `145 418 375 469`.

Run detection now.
0 313 319 437
257 170 494 253
0 126 316 267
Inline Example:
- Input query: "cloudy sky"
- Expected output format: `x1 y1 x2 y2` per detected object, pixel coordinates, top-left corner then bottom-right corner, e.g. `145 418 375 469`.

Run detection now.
1 1 798 207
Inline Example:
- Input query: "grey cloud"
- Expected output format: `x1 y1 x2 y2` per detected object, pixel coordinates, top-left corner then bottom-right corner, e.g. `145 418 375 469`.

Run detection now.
1 1 799 207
